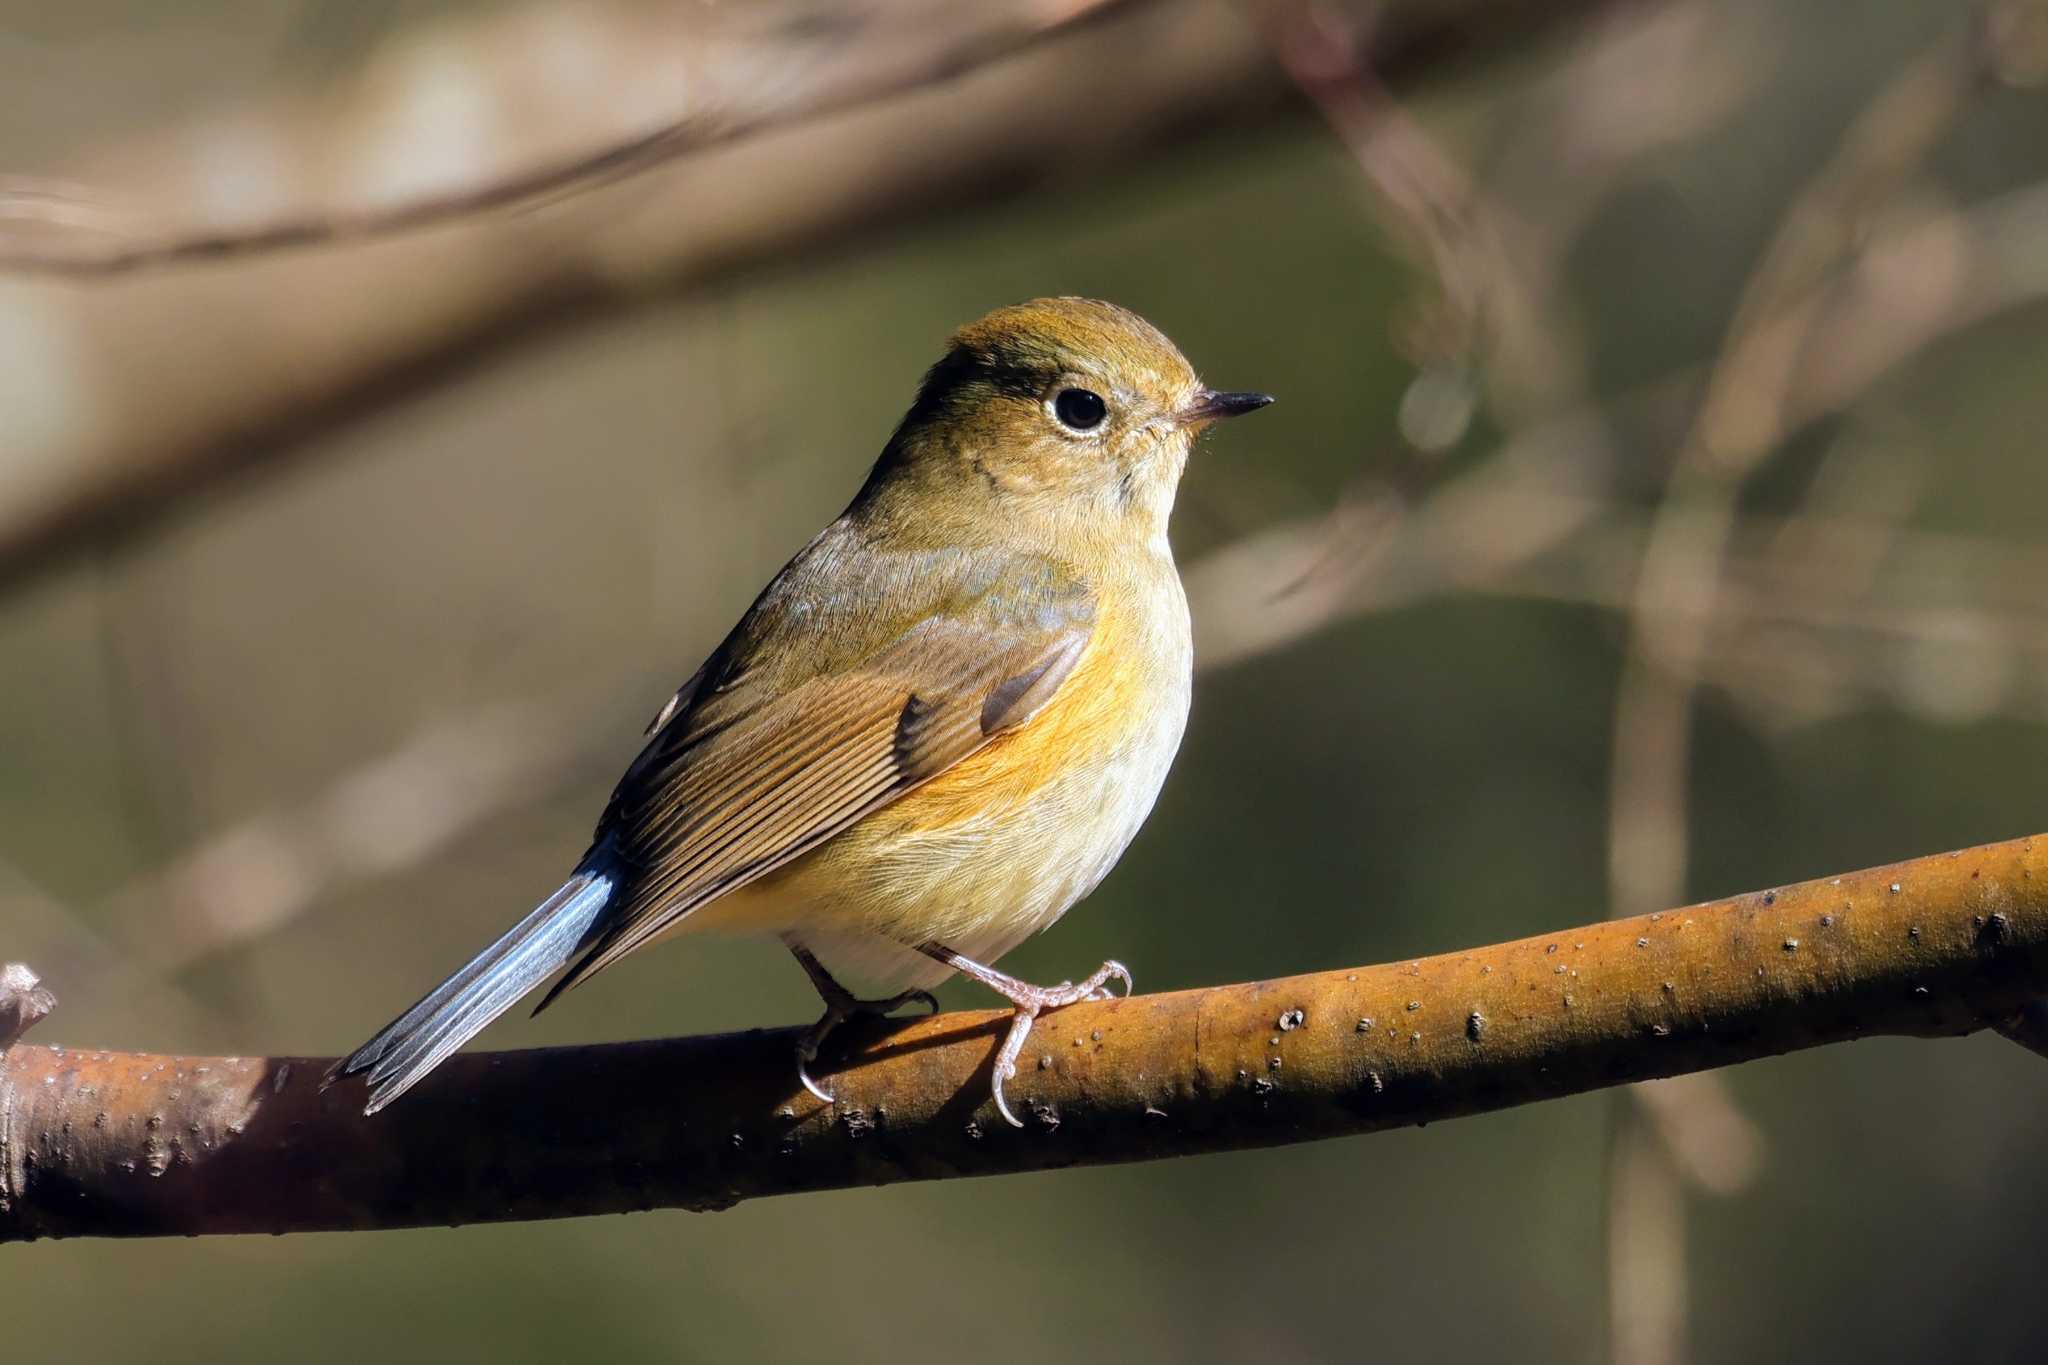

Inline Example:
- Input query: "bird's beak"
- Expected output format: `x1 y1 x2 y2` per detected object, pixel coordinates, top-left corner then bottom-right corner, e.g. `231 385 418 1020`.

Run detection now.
1180 389 1275 426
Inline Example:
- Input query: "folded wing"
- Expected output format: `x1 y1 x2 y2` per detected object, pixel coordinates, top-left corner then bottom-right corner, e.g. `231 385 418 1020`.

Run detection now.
538 535 1096 1007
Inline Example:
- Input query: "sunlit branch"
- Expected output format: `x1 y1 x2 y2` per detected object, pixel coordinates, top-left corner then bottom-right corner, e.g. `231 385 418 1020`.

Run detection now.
4 833 2043 1241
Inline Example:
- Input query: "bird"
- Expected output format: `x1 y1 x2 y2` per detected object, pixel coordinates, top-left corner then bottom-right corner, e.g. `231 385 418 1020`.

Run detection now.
329 296 1271 1126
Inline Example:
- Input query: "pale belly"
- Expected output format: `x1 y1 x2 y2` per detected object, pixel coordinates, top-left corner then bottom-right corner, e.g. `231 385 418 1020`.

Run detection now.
687 567 1192 992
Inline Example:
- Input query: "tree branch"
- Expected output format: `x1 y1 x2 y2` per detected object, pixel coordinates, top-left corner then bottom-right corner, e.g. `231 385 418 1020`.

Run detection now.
5 833 2043 1242
0 0 1623 586
0 0 1138 277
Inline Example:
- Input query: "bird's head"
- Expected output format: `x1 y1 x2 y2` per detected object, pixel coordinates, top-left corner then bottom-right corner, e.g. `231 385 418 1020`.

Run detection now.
869 297 1271 544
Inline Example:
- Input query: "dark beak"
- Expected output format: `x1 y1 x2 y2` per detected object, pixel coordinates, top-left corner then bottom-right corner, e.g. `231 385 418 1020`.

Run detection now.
1182 389 1275 424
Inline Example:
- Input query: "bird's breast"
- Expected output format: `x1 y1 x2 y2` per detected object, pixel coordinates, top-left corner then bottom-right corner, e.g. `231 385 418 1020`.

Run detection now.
716 557 1193 975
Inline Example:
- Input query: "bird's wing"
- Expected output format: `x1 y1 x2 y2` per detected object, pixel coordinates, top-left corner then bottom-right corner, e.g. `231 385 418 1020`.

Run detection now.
538 532 1095 1006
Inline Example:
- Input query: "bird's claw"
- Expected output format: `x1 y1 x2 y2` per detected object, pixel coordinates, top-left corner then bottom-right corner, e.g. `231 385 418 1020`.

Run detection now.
797 1059 836 1105
793 985 940 1106
992 1073 1024 1129
983 958 1132 1128
1084 961 1133 1002
911 944 1134 1128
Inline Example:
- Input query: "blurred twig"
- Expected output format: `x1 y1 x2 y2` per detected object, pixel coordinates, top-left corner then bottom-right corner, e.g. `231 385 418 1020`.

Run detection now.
100 697 593 974
1609 24 1983 928
0 0 1625 588
1237 15 2030 1360
1600 26 1986 1364
0 858 222 1032
4 833 2045 1242
1270 3 1551 405
1187 171 2048 680
0 0 1135 276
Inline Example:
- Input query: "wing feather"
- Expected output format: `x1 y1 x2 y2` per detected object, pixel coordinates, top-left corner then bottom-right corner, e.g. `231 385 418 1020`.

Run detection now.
536 535 1096 1007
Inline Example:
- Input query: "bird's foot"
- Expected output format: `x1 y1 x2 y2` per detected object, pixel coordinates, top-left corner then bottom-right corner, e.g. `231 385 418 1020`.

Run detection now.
918 944 1131 1127
793 981 938 1105
786 937 938 1103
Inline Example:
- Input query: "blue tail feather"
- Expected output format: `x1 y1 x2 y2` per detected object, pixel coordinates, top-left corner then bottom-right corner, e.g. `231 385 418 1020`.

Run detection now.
331 872 614 1114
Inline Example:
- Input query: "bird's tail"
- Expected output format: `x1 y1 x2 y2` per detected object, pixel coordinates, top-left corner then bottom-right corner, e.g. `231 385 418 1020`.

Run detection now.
328 872 614 1114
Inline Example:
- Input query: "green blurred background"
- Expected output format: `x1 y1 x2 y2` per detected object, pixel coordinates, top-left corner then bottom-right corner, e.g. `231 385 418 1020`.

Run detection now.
4 0 2047 1360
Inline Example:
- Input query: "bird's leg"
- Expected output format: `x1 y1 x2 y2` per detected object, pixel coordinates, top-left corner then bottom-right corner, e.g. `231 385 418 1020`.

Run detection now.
917 941 1131 1128
786 939 938 1104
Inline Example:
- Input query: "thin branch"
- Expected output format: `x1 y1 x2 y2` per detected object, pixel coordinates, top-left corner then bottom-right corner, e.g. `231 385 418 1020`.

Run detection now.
1609 22 1983 922
0 0 1135 277
4 833 2044 1242
1185 163 2048 679
1598 33 1983 1360
99 696 594 974
0 0 1627 587
1267 1 1573 419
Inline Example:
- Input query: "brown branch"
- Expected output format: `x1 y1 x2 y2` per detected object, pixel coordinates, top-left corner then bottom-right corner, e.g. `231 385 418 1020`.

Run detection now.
4 833 2044 1242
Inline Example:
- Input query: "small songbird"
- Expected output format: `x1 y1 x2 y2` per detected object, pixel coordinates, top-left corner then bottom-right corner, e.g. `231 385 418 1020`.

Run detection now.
331 297 1271 1125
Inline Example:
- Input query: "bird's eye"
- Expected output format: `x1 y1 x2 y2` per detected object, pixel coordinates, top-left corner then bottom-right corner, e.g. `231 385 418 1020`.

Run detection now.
1052 387 1107 432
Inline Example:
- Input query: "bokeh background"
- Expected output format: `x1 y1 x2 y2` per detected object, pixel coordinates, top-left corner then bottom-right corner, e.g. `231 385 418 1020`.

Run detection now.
5 0 2048 1360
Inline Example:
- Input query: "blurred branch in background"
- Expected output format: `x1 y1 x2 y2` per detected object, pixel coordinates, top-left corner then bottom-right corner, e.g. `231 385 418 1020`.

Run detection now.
1599 24 1985 1363
1260 15 1776 1342
5 833 2046 1241
1608 12 1985 942
1270 2 1552 425
0 0 1622 586
0 0 1135 276
1187 177 2048 684
0 858 225 1039
97 696 594 975
1201 9 2039 1361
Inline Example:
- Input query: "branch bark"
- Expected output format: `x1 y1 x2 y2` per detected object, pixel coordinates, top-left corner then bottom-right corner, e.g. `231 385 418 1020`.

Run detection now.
5 833 2043 1242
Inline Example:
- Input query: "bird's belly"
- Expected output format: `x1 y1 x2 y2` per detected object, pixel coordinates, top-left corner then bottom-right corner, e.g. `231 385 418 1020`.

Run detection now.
774 723 1182 989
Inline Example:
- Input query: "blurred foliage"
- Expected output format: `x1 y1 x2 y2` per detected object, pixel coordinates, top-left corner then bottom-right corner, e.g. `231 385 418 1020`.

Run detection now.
3 0 2047 1361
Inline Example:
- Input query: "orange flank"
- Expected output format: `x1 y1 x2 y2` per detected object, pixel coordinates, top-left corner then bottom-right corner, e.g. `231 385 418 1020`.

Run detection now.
872 586 1153 838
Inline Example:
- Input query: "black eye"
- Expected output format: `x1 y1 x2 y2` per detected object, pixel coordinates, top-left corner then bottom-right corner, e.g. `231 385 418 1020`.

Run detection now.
1053 387 1107 431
